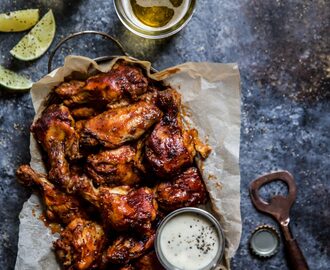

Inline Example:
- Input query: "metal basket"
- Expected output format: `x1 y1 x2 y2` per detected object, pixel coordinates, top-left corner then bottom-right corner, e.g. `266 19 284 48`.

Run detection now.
48 30 157 73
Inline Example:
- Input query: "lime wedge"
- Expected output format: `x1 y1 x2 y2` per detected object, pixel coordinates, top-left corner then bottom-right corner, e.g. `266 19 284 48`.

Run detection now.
0 9 39 32
0 65 33 91
10 10 56 61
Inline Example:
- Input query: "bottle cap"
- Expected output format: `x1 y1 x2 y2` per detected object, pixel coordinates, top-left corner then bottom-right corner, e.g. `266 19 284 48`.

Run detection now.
249 225 280 258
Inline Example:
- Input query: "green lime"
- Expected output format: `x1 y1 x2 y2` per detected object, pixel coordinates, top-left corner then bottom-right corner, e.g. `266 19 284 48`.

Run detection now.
0 9 39 32
10 10 56 61
0 65 33 91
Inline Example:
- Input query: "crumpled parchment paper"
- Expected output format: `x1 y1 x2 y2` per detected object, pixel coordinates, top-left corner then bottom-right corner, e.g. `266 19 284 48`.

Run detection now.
15 56 241 270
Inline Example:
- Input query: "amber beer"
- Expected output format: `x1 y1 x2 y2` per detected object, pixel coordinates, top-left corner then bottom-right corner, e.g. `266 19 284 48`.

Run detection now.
122 0 190 29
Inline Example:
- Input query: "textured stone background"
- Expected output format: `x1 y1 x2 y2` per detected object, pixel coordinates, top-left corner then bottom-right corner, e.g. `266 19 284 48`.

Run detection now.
0 0 329 269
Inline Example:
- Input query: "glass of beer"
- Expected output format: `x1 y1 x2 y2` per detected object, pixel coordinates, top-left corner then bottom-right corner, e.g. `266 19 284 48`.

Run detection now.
114 0 196 39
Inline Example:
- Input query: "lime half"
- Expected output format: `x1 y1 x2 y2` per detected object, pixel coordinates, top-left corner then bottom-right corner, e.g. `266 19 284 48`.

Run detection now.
10 10 56 61
0 9 39 32
0 65 33 91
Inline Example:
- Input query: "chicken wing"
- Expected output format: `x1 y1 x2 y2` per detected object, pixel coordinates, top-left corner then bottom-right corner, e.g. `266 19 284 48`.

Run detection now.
115 266 135 270
54 217 105 270
86 144 143 186
156 167 207 211
102 230 155 265
133 251 164 270
31 104 80 183
55 61 149 107
81 101 162 148
98 186 158 232
70 106 100 120
74 177 158 232
145 90 195 177
146 89 211 177
16 165 87 225
55 80 85 97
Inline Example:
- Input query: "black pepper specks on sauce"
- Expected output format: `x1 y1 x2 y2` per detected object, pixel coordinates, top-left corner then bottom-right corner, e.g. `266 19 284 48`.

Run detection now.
160 213 220 270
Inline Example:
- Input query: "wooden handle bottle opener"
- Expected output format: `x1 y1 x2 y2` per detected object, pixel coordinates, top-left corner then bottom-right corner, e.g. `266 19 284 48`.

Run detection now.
249 171 309 270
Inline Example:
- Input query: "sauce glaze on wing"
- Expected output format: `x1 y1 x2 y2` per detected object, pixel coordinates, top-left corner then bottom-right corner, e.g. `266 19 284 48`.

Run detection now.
81 101 162 148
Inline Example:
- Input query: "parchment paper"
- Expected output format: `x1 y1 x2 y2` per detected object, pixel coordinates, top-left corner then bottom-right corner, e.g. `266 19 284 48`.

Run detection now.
15 56 241 270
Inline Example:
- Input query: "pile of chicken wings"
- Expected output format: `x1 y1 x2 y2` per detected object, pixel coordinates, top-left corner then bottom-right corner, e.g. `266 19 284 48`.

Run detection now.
16 60 211 270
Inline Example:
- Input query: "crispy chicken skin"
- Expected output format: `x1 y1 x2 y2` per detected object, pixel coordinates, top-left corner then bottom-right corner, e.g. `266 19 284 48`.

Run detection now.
86 145 143 186
115 266 135 270
70 106 100 120
146 89 211 177
74 178 158 232
145 90 195 177
156 167 208 211
54 218 105 270
110 251 164 270
98 186 158 232
31 104 80 182
133 251 164 270
145 115 195 177
116 266 135 270
16 165 87 224
55 61 149 106
81 101 162 148
102 230 155 265
55 80 85 98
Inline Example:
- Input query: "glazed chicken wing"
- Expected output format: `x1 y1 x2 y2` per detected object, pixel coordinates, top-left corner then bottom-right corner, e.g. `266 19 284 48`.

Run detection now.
55 80 85 97
54 217 105 270
156 167 208 211
133 251 164 270
16 165 87 225
146 89 211 177
31 104 80 183
145 90 195 177
55 61 149 107
70 106 100 120
75 178 158 232
115 266 135 270
98 186 158 232
102 230 155 265
81 101 162 148
86 144 144 186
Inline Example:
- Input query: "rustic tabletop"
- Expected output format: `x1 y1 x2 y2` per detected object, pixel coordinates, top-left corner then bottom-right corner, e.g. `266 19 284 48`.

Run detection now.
0 0 329 269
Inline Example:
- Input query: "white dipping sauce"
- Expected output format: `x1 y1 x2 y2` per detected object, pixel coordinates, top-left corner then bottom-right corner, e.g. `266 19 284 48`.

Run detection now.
159 212 220 270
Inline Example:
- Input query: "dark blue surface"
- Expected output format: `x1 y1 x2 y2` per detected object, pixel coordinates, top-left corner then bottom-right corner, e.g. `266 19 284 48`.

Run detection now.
0 0 329 269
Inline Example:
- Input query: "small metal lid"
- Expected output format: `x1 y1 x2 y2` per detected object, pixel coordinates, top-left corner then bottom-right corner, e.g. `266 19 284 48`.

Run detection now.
250 225 280 258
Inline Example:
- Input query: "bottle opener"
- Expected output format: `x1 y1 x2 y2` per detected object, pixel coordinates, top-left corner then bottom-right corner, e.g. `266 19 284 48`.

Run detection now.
249 171 309 270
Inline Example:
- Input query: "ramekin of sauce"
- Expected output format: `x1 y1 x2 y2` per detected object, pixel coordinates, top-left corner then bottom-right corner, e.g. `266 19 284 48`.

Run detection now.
155 207 225 270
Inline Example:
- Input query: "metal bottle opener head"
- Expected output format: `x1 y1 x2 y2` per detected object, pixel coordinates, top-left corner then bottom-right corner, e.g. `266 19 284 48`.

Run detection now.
249 171 297 225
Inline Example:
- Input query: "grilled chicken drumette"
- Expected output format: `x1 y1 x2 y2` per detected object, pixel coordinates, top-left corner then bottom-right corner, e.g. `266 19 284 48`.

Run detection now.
55 61 149 107
145 89 210 178
31 104 80 184
86 142 145 187
133 251 164 270
75 178 158 232
54 217 105 270
156 167 208 212
16 165 87 224
102 230 155 265
80 100 162 148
